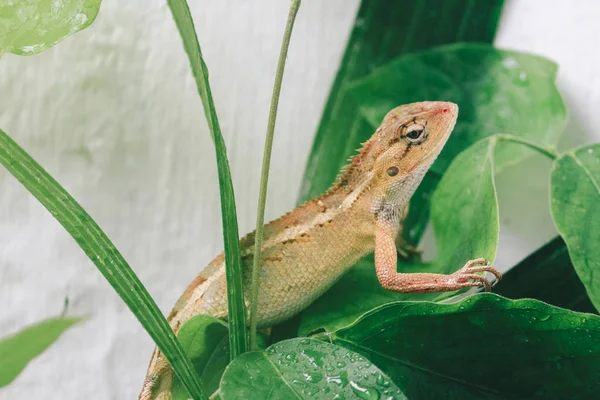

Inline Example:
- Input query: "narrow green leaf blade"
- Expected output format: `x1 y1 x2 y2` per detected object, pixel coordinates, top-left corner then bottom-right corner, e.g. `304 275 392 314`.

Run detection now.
332 294 600 399
167 0 247 358
551 144 600 311
0 128 207 400
219 338 406 399
494 236 596 314
0 317 80 387
0 0 101 56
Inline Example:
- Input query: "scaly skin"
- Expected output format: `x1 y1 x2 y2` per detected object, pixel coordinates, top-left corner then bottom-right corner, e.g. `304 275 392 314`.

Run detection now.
139 101 501 399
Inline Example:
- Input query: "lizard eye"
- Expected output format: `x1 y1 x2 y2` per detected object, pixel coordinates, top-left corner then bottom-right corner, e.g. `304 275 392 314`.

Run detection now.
403 123 427 144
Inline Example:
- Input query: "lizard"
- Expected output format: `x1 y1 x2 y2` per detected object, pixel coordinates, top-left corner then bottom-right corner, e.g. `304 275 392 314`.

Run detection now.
139 101 501 399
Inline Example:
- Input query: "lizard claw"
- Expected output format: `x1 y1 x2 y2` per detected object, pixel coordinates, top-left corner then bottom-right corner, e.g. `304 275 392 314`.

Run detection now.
451 258 502 292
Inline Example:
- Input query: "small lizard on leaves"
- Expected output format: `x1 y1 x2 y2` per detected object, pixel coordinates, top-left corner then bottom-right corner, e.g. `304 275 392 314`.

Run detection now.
139 101 501 399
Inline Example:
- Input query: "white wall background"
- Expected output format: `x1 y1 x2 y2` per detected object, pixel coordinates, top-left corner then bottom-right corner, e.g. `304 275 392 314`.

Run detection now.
0 1 599 398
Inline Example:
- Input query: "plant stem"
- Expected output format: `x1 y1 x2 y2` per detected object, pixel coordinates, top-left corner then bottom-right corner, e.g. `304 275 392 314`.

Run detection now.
497 134 558 160
249 0 301 349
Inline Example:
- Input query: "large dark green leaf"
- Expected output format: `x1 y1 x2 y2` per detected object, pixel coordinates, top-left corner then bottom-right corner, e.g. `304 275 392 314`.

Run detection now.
551 145 600 311
167 0 247 359
0 128 207 400
330 294 600 399
299 137 500 335
495 236 596 314
219 338 405 399
301 0 504 202
0 0 101 56
0 317 80 387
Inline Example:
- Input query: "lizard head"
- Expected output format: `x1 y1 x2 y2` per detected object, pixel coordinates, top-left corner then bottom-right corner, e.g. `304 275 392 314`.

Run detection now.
368 101 458 211
373 101 458 176
333 101 458 214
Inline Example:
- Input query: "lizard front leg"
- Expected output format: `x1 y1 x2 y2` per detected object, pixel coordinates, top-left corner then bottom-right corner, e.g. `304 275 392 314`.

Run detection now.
375 219 501 293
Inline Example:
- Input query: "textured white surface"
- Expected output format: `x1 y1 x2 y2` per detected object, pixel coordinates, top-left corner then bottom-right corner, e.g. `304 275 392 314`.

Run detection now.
0 0 599 398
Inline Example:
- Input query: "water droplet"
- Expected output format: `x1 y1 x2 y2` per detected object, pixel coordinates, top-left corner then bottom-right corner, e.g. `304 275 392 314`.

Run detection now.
350 381 380 399
538 314 551 322
337 361 346 368
502 57 519 69
519 71 527 81
376 374 390 388
285 351 297 361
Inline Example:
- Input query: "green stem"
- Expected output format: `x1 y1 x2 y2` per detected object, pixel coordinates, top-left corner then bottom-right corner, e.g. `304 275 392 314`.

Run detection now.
497 134 557 160
249 0 301 349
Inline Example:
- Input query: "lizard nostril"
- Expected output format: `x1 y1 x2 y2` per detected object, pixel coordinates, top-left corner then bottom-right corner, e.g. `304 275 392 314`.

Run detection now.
442 108 449 113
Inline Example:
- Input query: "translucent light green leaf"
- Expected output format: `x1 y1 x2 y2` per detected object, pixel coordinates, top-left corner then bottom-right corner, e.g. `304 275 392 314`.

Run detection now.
171 315 268 399
551 144 600 311
495 236 596 314
0 128 208 400
299 137 500 335
330 294 600 399
0 317 80 387
167 0 247 360
0 0 101 56
219 338 406 399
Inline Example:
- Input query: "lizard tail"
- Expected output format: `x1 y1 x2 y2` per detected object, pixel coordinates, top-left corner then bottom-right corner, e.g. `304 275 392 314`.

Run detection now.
139 347 173 400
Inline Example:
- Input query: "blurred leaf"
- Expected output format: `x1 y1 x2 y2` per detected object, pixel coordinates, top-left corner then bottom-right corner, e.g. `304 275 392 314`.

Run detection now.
219 338 406 399
495 236 596 314
299 137 500 334
167 0 247 359
172 315 269 399
301 0 504 202
0 317 80 387
330 294 600 399
0 0 101 56
551 144 600 311
0 128 207 400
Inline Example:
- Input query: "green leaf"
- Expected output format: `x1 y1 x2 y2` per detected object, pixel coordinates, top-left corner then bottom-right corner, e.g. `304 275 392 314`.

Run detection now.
495 236 596 314
301 0 504 202
171 315 269 399
350 44 565 245
0 0 101 56
219 338 406 399
171 316 229 399
331 294 600 399
551 144 600 311
0 128 208 400
351 44 564 175
167 0 247 360
0 317 80 387
299 136 500 335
